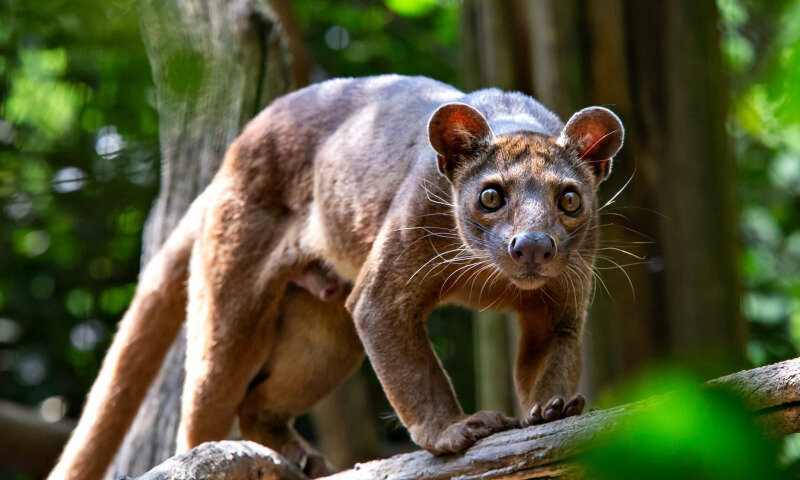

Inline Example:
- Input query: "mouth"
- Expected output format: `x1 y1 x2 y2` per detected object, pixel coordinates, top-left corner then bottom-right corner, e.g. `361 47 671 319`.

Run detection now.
509 271 549 289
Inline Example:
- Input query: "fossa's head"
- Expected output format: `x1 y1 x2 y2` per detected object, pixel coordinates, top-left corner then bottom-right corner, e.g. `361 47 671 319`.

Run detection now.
428 102 624 290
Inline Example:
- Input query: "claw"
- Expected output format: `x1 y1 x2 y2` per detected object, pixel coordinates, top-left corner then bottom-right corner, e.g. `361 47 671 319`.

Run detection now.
524 394 586 426
524 403 543 426
428 411 519 455
564 394 586 417
282 441 334 478
543 396 565 422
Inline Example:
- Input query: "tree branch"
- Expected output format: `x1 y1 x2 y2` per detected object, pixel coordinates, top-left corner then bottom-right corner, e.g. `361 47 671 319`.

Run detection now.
124 358 800 480
123 441 306 480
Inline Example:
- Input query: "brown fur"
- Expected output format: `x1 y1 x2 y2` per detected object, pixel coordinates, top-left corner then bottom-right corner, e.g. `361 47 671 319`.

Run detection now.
49 75 623 480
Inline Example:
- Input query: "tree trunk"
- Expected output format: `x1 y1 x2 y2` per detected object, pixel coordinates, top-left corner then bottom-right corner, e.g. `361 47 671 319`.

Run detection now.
525 0 744 397
659 1 743 369
526 0 585 116
460 0 532 94
109 1 293 477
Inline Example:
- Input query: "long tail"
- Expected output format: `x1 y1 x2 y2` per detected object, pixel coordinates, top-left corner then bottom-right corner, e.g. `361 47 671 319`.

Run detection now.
48 194 207 480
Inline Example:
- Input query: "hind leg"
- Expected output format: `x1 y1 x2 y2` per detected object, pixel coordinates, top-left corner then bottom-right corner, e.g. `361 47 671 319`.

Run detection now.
176 196 303 452
239 285 364 477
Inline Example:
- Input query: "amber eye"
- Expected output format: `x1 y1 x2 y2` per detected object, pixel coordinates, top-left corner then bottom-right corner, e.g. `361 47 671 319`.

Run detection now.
559 190 581 214
479 187 504 211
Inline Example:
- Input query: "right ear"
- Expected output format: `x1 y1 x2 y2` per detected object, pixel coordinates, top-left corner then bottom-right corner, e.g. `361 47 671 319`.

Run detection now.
428 103 494 176
557 106 624 182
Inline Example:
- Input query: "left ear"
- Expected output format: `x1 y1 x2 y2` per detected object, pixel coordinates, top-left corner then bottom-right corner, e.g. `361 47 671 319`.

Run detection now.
557 106 624 182
428 103 495 177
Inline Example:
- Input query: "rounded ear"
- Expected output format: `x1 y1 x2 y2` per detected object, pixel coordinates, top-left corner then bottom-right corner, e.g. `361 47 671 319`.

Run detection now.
558 106 624 181
428 103 494 176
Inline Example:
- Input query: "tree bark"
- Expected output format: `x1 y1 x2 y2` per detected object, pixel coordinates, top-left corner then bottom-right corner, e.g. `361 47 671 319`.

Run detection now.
459 0 532 94
124 358 800 480
124 441 306 480
526 0 585 117
659 1 743 368
525 0 745 398
110 1 293 478
269 0 311 88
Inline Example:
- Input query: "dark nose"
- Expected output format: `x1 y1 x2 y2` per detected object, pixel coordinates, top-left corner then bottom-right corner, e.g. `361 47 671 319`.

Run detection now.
509 233 556 267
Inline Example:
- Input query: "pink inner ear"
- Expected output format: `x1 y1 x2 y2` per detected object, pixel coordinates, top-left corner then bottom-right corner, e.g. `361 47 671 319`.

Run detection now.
441 110 485 150
451 110 482 134
579 124 606 158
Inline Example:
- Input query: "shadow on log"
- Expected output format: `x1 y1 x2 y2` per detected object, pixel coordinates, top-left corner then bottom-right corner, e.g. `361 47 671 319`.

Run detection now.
123 358 800 480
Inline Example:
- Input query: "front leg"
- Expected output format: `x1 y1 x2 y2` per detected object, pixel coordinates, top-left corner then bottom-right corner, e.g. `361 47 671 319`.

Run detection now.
514 304 586 425
347 247 518 455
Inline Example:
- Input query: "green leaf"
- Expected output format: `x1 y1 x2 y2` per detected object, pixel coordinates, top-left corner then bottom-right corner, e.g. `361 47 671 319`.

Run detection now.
384 0 438 17
582 372 787 480
4 48 85 139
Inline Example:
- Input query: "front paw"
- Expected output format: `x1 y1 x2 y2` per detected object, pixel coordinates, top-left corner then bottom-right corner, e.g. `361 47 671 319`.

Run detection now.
282 440 335 478
417 411 520 455
523 394 585 426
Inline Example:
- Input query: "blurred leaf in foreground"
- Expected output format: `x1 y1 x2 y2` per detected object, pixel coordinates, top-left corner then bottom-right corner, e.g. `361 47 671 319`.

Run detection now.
582 370 788 480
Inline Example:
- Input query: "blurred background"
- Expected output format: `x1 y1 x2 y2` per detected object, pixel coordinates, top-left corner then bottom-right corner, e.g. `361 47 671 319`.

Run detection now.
0 0 799 478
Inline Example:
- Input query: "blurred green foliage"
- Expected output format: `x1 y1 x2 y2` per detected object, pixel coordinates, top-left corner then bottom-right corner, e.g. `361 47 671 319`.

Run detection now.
0 0 158 413
582 370 791 479
294 0 458 84
719 0 800 366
